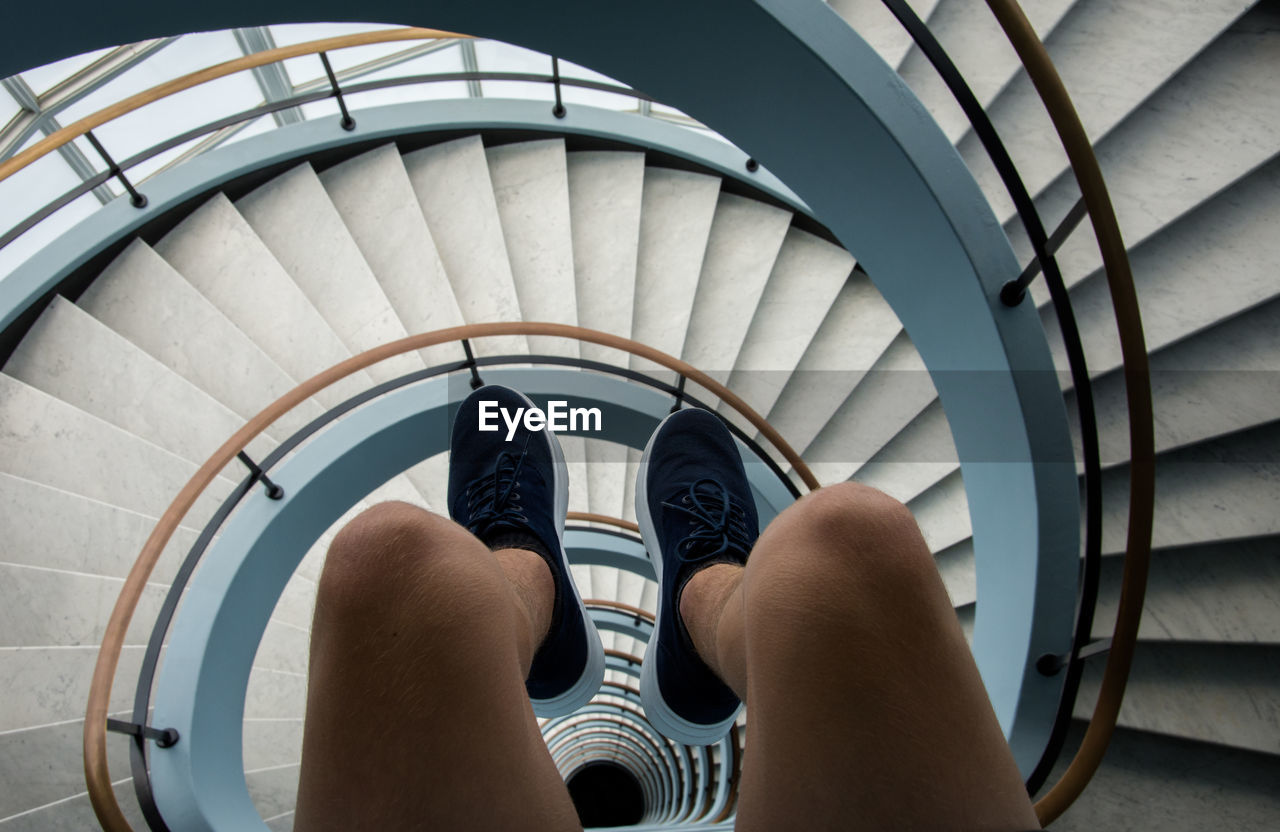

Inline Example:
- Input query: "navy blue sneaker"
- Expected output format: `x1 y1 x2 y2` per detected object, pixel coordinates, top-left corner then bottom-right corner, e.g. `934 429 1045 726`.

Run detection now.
635 408 759 745
448 384 604 717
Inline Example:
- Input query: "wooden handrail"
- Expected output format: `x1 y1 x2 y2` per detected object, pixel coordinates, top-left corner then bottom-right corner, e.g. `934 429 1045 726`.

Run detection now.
981 0 1155 825
566 511 641 534
0 27 470 185
84 322 816 832
584 598 657 623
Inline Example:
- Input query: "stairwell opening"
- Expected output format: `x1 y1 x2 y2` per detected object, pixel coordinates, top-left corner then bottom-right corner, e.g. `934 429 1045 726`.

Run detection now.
566 761 646 828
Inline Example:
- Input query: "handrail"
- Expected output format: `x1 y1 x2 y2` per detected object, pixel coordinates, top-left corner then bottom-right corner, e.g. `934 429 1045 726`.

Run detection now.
568 512 642 534
980 0 1155 825
585 598 657 623
0 27 468 184
84 322 817 832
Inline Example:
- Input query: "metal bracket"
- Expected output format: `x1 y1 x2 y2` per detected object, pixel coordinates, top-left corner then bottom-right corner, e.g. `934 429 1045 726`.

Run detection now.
551 56 566 118
84 130 147 208
1036 637 1112 676
319 52 356 131
670 374 686 413
107 718 179 748
237 451 285 500
461 339 485 389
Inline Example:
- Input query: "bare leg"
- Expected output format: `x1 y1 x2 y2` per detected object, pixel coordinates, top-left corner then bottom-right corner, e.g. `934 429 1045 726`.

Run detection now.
294 501 581 832
681 483 1039 831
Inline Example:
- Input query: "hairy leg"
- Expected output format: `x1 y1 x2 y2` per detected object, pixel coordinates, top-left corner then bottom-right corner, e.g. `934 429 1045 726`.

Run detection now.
294 501 581 832
681 483 1039 831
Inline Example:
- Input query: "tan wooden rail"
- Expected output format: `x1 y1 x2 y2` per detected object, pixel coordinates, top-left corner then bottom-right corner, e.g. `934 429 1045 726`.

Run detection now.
84 322 817 832
982 0 1156 825
567 511 641 534
584 598 657 623
0 27 470 185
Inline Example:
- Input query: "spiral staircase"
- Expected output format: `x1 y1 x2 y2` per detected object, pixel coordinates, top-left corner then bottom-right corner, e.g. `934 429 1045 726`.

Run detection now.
0 1 1277 830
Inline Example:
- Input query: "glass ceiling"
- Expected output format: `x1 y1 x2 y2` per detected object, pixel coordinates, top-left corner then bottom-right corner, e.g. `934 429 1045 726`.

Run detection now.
0 23 729 281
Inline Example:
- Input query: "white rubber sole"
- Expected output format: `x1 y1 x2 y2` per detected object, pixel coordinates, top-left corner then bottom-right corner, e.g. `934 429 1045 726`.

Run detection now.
635 412 743 746
515 389 606 718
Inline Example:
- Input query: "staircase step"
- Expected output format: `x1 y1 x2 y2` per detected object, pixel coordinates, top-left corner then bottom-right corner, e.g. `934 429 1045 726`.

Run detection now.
765 272 900 458
246 766 300 831
0 644 142 733
967 0 1254 222
906 467 970 554
487 139 579 358
827 0 944 72
680 192 792 381
567 150 645 365
724 227 854 422
236 162 426 385
896 0 1076 143
153 193 376 411
401 135 527 356
0 473 199 584
5 296 274 464
1046 156 1280 378
1015 3 1280 296
0 373 232 522
0 563 166 649
629 167 721 372
1073 641 1280 754
1100 420 1280 555
804 330 935 484
1092 535 1280 645
0 715 136 824
851 398 957 503
75 239 326 443
317 143 466 368
0 772 144 831
1046 721 1280 831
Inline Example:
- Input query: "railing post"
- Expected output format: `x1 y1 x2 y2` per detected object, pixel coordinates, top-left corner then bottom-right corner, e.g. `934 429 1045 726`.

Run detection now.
84 131 147 208
461 338 485 389
669 374 686 413
551 56 567 118
236 451 285 499
319 52 356 131
106 718 179 748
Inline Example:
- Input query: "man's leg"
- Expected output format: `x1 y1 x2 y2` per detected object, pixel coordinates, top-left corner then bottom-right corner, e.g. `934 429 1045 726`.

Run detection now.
681 482 1040 831
293 501 581 832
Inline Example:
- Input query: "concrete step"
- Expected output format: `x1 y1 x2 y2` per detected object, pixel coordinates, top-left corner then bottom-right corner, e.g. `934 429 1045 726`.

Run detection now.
896 0 1076 142
487 139 579 358
723 227 853 424
804 330 936 485
1013 3 1280 297
236 162 426 385
5 296 274 464
851 398 956 503
317 143 466 368
0 734 146 831
965 0 1253 223
906 467 969 554
0 373 232 523
1073 641 1280 754
827 0 944 72
153 193 376 411
1046 721 1280 832
0 472 198 585
401 135 527 356
1092 535 1280 645
679 192 792 382
76 239 326 444
1045 155 1280 379
565 150 645 531
764 272 900 460
629 167 720 372
567 150 645 365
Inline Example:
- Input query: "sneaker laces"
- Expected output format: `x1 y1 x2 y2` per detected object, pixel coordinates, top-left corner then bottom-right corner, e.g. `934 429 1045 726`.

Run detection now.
464 438 530 534
663 478 753 563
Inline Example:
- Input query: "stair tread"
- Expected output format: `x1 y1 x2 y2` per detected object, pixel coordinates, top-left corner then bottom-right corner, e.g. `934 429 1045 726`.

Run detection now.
0 373 232 523
828 0 944 72
765 272 900 455
153 193 376 411
680 192 792 378
487 138 580 358
629 167 721 371
76 238 326 444
236 162 426 385
401 135 527 356
317 143 466 369
5 296 274 465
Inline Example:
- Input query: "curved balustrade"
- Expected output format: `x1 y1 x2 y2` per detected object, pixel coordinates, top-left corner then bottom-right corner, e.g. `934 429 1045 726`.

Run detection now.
0 1 1150 827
